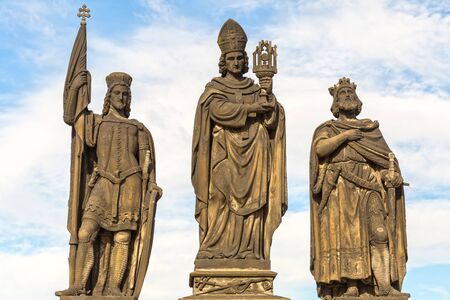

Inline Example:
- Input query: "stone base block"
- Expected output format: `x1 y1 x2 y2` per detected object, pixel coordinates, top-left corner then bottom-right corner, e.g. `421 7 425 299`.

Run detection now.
334 294 410 300
195 259 271 269
180 295 289 299
60 297 134 300
179 269 289 300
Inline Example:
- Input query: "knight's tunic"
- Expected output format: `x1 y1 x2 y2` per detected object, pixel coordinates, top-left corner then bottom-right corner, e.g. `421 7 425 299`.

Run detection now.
83 113 149 231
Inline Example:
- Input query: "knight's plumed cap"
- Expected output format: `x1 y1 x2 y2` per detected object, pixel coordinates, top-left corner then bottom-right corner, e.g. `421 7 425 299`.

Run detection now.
106 72 132 89
329 77 356 97
217 19 247 54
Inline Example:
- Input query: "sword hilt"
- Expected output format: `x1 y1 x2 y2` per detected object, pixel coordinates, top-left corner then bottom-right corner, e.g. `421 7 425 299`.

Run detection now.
388 152 395 181
388 152 410 187
142 150 151 180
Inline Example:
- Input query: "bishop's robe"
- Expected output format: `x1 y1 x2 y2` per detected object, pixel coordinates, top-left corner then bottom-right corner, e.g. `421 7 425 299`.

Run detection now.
192 76 287 260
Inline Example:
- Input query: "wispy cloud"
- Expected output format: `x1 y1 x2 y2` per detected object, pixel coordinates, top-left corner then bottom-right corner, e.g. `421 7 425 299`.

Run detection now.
0 247 68 300
0 0 70 37
141 0 174 15
266 0 450 93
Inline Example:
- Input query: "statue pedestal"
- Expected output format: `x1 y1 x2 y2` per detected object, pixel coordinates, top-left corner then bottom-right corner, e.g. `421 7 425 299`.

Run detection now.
179 259 290 300
59 297 134 300
334 295 410 300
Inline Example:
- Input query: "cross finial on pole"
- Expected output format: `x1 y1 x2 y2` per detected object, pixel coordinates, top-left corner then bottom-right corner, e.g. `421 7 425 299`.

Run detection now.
77 4 91 25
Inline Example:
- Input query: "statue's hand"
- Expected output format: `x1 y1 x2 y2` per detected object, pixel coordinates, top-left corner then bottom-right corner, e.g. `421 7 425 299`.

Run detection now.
343 129 363 141
382 171 403 188
259 77 273 95
148 182 163 200
71 71 88 90
391 172 403 188
248 101 274 114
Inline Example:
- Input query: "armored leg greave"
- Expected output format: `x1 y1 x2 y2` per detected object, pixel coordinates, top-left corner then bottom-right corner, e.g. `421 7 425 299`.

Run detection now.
73 241 95 292
109 241 129 295
81 241 95 289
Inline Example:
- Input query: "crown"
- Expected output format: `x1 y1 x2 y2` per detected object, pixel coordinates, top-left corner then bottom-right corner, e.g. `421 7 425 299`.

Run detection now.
329 77 357 97
217 19 248 54
106 72 132 89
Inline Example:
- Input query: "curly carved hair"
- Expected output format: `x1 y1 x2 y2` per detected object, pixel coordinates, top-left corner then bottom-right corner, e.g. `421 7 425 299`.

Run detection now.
218 51 249 77
102 83 132 118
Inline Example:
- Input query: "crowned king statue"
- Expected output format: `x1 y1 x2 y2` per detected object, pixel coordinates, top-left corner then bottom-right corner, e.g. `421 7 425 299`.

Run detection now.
309 77 410 299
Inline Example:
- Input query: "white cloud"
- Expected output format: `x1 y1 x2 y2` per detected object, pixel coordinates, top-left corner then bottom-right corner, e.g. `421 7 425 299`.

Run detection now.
267 0 450 92
0 0 70 37
406 200 450 268
0 79 71 233
142 0 173 15
0 247 68 300
217 0 274 11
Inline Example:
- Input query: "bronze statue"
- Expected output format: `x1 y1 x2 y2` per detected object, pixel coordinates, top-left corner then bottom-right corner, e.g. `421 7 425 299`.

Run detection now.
182 19 288 299
309 77 409 299
56 6 161 298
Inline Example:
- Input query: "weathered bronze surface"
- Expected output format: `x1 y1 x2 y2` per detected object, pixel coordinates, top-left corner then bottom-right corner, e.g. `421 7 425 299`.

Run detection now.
334 297 410 300
309 77 410 299
181 294 289 299
55 6 162 298
60 297 134 300
181 19 288 300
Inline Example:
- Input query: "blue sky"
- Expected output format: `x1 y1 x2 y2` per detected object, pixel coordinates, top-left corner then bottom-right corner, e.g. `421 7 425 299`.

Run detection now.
0 0 449 299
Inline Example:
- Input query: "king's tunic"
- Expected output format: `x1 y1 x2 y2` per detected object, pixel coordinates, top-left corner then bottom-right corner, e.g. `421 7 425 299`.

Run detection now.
310 119 407 287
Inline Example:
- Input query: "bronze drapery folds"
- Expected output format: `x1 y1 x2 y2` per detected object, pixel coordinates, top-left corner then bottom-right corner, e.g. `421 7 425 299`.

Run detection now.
56 6 162 298
182 19 289 300
310 77 409 299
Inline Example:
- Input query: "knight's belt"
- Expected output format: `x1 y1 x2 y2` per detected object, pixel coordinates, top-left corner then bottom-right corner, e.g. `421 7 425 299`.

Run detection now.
97 166 142 218
319 162 382 214
328 162 382 191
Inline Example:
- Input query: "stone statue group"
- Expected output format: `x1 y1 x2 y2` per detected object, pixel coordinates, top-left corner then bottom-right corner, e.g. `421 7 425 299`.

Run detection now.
55 8 410 300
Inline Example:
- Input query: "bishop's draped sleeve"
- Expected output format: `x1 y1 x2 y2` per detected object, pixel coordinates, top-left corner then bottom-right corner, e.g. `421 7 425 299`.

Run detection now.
209 96 248 128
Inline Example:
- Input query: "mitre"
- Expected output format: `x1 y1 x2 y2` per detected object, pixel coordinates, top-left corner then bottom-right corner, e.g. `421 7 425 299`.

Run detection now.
217 19 248 54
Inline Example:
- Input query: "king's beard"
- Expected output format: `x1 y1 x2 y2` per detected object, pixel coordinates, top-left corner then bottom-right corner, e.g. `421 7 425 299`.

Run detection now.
337 98 359 115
